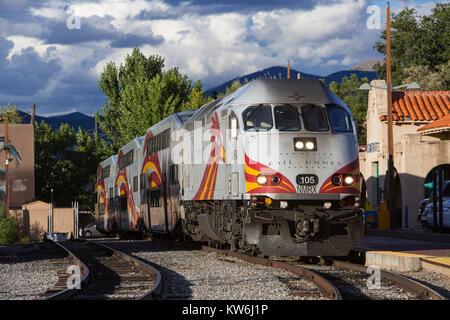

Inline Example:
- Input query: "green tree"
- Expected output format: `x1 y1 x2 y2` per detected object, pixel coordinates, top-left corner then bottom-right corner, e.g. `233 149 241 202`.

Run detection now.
35 121 77 206
183 80 208 110
35 121 111 210
329 74 369 145
374 3 450 87
96 47 206 150
72 128 111 209
225 79 245 95
0 103 23 124
403 62 450 90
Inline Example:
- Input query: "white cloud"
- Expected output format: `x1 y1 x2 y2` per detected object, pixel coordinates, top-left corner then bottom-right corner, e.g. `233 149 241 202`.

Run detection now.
7 0 413 114
110 0 376 85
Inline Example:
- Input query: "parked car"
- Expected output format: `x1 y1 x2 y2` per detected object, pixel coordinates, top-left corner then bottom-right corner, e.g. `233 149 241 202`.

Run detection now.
425 199 450 228
80 223 104 238
417 180 450 223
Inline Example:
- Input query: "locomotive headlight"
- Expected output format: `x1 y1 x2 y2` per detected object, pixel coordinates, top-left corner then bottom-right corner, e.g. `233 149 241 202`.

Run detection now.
256 174 268 185
294 141 304 150
305 141 315 150
343 175 355 186
332 175 342 186
271 175 281 184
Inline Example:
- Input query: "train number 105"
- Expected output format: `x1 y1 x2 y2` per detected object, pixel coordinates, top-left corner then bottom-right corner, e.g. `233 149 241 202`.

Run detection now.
296 174 318 186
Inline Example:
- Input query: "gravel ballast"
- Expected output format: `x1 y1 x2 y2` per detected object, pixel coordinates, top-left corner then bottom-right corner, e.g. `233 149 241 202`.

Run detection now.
0 243 61 300
97 240 327 300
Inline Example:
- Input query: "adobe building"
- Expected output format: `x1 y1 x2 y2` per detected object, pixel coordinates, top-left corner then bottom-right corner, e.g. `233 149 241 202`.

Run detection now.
359 80 450 229
13 201 75 241
0 123 35 208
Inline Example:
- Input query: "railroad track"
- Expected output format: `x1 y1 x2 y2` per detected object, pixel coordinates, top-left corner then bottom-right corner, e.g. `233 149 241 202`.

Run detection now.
201 246 342 300
40 239 162 300
201 246 446 300
269 256 446 300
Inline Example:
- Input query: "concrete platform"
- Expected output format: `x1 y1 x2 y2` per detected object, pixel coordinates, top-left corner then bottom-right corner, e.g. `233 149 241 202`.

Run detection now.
366 228 450 243
353 235 450 275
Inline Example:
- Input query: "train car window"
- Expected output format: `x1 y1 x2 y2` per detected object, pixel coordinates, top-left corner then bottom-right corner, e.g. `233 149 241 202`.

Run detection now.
146 137 152 155
274 106 301 131
326 105 353 133
167 129 171 149
119 196 127 211
133 176 138 192
243 106 273 131
119 150 133 169
301 105 329 132
170 164 178 185
150 189 161 207
101 165 110 179
140 174 145 190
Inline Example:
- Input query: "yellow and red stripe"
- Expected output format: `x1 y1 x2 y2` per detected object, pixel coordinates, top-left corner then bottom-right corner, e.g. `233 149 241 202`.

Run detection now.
115 150 139 228
244 154 296 193
319 158 360 194
193 112 226 200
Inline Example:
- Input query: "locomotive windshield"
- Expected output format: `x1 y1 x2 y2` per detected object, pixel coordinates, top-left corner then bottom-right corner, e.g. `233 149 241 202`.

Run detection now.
326 105 353 132
243 106 273 131
274 106 301 131
301 105 329 132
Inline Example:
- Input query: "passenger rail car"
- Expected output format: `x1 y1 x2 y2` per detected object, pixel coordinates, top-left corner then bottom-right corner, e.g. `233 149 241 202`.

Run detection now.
96 155 117 234
95 79 364 256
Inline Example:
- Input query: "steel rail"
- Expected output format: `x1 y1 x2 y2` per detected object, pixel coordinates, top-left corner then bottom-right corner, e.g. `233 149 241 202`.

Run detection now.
90 240 163 300
201 245 342 300
328 259 446 300
43 240 90 300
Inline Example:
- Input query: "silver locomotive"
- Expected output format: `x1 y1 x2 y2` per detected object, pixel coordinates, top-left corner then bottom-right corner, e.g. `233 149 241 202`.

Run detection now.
96 79 364 256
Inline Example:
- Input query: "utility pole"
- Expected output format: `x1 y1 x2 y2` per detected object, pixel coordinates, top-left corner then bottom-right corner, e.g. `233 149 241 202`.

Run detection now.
30 104 36 126
386 3 395 226
4 116 9 220
95 116 98 138
287 60 291 79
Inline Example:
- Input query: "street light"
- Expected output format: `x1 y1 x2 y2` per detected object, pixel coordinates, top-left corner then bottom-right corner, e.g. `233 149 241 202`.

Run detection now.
358 82 421 91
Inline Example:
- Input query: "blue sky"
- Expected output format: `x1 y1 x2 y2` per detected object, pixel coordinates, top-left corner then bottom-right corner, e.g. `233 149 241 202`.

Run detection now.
0 0 443 116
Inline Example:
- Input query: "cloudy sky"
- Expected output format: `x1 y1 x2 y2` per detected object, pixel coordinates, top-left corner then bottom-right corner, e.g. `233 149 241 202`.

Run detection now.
0 0 442 116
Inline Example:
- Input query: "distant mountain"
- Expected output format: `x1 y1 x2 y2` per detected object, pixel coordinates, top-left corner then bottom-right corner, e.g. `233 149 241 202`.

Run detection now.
324 70 378 84
348 58 384 71
18 110 95 132
204 66 378 97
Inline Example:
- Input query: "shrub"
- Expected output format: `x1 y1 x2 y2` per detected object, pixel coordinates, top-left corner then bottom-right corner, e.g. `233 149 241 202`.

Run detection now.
0 207 20 244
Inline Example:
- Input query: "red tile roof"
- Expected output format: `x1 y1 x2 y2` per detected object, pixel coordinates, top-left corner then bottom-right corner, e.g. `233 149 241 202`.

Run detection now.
417 113 450 132
379 91 450 122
